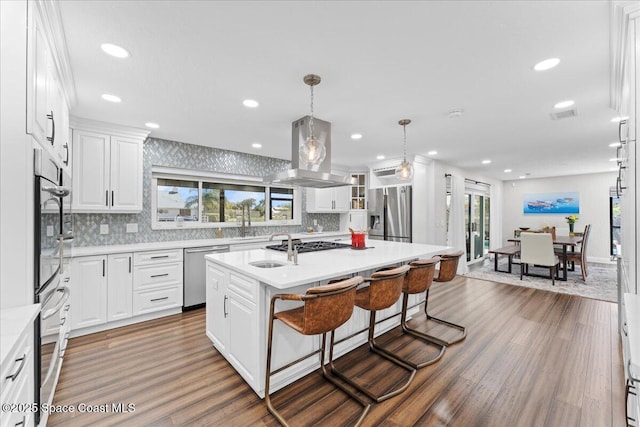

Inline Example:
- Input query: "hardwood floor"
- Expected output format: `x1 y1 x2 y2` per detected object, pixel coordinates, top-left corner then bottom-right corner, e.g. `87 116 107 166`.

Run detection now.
49 276 625 426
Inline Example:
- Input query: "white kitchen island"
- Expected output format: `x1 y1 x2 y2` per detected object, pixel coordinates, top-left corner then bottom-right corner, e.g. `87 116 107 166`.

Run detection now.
204 239 450 397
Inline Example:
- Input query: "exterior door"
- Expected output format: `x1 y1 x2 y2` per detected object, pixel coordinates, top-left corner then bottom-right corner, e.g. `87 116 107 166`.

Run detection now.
465 193 490 264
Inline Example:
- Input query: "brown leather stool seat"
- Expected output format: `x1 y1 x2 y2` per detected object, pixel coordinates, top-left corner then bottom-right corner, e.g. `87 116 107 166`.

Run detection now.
328 265 416 403
265 276 370 427
425 250 467 345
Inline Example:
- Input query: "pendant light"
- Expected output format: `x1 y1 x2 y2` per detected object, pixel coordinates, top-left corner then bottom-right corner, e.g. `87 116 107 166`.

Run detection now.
299 74 326 166
395 119 414 180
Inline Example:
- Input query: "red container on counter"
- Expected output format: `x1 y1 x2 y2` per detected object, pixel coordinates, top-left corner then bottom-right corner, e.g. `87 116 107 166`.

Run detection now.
351 232 366 249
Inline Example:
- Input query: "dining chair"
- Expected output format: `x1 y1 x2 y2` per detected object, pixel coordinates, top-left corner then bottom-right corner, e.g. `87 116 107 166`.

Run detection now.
519 232 560 285
564 224 591 280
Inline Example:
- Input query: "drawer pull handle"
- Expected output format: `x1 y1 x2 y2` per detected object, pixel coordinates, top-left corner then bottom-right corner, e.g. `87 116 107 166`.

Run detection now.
150 255 170 259
151 297 169 302
150 273 169 278
15 416 25 427
224 295 228 318
6 354 26 382
60 316 66 326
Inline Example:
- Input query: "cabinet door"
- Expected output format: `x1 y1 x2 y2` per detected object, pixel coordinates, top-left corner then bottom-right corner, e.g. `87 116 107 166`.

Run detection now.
206 262 228 354
110 136 143 211
227 291 258 386
107 253 133 322
72 130 110 211
70 256 107 330
27 10 49 147
311 188 335 211
333 186 351 212
348 210 368 232
56 86 70 167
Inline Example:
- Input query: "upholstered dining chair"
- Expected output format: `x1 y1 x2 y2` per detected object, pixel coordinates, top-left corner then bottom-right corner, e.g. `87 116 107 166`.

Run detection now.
564 224 591 280
520 232 560 285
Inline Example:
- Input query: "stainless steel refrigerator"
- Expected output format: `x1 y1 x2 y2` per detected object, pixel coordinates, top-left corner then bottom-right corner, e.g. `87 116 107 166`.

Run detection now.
368 186 412 242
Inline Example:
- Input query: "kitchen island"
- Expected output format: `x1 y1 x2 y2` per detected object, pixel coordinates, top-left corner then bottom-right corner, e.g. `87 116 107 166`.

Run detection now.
204 239 450 397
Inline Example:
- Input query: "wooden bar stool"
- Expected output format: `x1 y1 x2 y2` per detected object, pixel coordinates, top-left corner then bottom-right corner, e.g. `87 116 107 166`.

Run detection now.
424 250 467 345
265 276 370 427
328 265 416 403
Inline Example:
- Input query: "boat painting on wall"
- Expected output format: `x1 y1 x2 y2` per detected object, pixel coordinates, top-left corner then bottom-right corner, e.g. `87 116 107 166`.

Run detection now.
523 192 579 214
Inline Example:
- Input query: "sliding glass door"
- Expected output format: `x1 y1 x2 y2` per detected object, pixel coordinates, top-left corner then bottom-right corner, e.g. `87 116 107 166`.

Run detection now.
466 193 490 263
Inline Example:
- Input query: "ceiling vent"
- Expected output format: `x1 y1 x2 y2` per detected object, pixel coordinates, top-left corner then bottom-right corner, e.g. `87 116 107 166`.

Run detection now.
372 166 398 177
550 108 578 120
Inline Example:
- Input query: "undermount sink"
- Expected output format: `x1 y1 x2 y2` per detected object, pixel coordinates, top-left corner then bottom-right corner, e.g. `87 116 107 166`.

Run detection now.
249 260 287 268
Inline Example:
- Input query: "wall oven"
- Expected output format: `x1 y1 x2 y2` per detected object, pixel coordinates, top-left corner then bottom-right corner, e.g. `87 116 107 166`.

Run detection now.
34 148 72 425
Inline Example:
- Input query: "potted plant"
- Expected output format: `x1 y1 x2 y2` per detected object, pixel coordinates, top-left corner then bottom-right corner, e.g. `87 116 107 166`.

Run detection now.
565 215 579 235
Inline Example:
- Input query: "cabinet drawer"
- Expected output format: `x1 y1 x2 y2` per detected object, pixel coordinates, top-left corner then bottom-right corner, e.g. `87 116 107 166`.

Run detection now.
134 262 182 290
133 285 183 315
134 249 183 266
1 363 33 427
228 272 258 303
1 326 33 404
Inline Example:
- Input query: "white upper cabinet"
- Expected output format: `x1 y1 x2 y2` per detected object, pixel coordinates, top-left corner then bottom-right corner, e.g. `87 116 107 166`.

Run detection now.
27 2 72 169
71 118 149 213
306 186 350 213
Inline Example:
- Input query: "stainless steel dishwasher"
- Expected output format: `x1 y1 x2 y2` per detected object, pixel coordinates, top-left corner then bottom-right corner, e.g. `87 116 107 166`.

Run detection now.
183 245 229 309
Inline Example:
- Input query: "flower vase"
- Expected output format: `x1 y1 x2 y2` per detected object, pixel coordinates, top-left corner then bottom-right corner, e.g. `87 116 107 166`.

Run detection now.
569 223 574 235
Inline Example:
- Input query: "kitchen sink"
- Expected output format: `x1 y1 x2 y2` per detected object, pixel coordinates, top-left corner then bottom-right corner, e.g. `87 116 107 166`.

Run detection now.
249 260 287 268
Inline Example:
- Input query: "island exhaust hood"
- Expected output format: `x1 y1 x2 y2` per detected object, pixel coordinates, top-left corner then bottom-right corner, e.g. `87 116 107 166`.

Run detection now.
263 116 355 188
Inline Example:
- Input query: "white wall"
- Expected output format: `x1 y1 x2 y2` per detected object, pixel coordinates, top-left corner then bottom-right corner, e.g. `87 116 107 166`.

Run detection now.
1 0 34 308
502 172 617 263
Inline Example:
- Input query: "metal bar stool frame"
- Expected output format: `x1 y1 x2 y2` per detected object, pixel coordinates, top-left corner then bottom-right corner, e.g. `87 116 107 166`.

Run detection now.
328 265 417 403
423 250 467 346
265 276 370 427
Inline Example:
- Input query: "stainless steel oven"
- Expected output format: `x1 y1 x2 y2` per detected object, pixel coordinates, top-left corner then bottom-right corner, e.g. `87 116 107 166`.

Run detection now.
34 148 72 425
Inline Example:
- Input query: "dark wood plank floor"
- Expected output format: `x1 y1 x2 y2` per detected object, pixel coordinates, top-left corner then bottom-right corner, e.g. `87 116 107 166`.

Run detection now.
49 276 625 427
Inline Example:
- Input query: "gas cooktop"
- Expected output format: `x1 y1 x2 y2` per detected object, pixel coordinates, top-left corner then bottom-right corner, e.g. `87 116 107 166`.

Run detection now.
266 240 351 253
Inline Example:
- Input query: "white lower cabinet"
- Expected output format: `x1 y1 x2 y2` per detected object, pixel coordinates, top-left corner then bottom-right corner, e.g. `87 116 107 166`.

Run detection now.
133 249 183 316
206 261 259 388
70 255 108 330
107 253 133 322
1 317 35 427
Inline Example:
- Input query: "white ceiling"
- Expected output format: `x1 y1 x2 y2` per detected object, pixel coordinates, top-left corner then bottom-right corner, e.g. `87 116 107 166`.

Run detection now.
58 0 620 181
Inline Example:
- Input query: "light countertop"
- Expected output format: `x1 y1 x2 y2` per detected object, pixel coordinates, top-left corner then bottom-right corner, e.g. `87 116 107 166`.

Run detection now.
68 231 350 257
1 304 40 366
205 240 451 289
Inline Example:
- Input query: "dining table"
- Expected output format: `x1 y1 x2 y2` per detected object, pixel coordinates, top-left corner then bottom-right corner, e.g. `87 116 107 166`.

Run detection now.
508 235 583 281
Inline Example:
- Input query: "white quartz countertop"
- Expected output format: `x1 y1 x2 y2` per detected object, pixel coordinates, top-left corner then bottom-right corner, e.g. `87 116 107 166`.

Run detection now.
68 231 350 257
205 240 451 289
1 304 40 366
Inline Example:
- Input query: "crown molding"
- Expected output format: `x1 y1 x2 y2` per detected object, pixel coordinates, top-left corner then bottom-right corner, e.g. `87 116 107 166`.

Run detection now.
70 116 151 140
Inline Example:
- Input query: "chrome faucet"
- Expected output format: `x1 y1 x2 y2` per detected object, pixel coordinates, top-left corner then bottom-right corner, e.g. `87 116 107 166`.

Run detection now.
269 232 298 264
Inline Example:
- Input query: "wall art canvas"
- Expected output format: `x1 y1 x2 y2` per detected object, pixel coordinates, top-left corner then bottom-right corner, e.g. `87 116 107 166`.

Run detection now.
523 192 579 214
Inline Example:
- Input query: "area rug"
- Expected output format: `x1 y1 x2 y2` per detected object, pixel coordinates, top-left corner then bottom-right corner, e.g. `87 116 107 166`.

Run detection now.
464 258 617 303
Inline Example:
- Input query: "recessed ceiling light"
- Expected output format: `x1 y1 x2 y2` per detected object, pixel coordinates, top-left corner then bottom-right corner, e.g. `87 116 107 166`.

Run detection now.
519 175 527 179
504 169 512 173
251 143 262 149
533 58 560 71
554 100 575 109
351 133 363 140
609 142 622 148
243 99 259 108
376 155 385 160
100 43 130 58
609 158 620 162
101 94 121 103
145 122 159 129
427 150 437 156
482 159 491 164
610 167 619 171
611 116 629 122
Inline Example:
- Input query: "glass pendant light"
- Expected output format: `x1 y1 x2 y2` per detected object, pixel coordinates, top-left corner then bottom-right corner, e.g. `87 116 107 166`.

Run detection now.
395 119 414 180
299 74 326 166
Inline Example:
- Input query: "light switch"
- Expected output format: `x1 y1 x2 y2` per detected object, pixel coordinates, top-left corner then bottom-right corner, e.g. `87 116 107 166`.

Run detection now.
126 223 138 233
100 224 109 235
46 225 54 237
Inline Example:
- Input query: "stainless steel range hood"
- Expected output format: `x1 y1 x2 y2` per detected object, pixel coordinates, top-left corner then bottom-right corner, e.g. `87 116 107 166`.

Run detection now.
263 116 355 188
